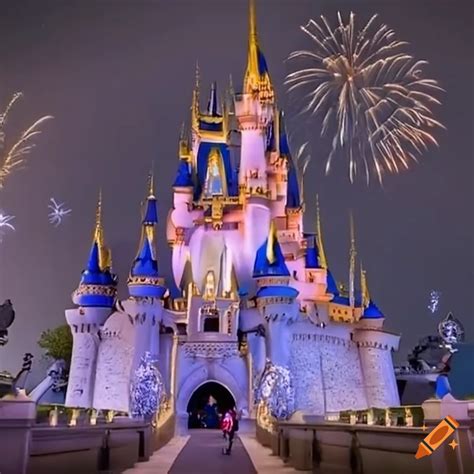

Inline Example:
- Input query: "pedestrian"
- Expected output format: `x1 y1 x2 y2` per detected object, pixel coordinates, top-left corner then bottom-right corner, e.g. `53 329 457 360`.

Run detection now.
221 409 234 455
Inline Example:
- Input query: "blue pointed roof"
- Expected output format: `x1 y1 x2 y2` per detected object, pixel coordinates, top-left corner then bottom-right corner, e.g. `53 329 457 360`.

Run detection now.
130 238 159 278
75 198 117 308
80 242 116 287
257 47 269 75
286 161 300 208
253 229 290 278
361 300 384 319
305 237 321 269
128 184 167 299
143 195 158 225
173 159 193 187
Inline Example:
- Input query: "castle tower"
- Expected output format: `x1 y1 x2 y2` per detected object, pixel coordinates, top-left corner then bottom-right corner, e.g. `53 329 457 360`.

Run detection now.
65 192 117 409
235 0 274 192
253 221 299 367
127 173 167 367
353 267 401 407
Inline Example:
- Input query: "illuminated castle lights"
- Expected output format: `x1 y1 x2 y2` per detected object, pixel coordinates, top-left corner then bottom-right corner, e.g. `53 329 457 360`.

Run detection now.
65 0 401 421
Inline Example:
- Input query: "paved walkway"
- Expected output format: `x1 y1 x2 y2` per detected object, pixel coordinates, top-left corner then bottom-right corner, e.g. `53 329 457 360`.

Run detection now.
123 429 306 473
169 430 257 473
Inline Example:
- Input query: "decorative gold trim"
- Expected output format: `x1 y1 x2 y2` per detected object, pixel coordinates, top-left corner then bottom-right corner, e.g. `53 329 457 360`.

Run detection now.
127 275 165 286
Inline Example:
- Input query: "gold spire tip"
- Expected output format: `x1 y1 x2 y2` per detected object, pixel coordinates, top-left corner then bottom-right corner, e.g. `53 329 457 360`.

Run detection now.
266 220 277 264
95 189 102 229
148 165 155 197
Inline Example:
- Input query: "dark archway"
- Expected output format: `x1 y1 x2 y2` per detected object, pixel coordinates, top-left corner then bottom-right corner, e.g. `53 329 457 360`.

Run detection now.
186 381 235 429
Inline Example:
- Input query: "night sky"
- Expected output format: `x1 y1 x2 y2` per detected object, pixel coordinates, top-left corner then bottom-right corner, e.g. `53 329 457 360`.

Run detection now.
0 0 472 376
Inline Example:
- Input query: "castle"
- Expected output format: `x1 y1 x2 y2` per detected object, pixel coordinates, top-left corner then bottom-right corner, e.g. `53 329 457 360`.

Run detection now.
64 0 401 424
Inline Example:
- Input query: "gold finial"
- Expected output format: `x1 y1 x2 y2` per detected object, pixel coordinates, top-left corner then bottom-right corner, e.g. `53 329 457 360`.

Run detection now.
249 0 257 42
315 195 328 269
349 211 356 308
361 263 370 308
93 189 110 271
266 220 277 264
191 60 200 129
229 74 235 96
179 122 191 160
148 164 155 197
194 59 200 91
244 0 260 94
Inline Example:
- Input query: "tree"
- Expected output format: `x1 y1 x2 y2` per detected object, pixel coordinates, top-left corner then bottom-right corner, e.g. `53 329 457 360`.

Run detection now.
38 325 73 367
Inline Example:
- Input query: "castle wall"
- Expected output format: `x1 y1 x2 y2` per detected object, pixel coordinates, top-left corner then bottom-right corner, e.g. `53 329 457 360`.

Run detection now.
358 346 400 408
65 307 111 409
93 311 135 412
289 321 368 415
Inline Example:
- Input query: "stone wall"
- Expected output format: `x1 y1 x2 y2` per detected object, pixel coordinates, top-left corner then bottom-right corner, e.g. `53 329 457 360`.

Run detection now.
290 332 368 414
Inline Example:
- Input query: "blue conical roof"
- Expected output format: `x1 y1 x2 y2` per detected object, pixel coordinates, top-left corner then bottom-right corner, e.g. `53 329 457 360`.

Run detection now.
362 300 384 319
75 197 117 307
130 238 159 278
253 226 290 278
173 159 193 187
80 242 116 287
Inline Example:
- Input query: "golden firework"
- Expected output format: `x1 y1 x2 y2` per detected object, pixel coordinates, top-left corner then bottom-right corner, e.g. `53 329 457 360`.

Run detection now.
0 92 53 189
286 12 444 184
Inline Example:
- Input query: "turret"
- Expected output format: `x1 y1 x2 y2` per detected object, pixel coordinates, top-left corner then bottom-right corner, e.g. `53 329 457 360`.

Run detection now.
72 191 117 308
128 173 167 299
254 221 299 367
65 192 116 409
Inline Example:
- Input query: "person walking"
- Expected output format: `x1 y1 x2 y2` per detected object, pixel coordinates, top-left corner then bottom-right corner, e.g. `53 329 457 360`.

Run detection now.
221 409 235 455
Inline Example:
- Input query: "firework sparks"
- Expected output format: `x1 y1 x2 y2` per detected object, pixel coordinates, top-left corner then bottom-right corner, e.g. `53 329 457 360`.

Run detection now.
286 12 444 184
428 290 441 314
0 211 15 242
0 92 53 190
48 198 72 227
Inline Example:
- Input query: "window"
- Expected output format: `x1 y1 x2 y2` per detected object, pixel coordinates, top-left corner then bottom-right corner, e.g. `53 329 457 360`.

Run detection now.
203 317 219 332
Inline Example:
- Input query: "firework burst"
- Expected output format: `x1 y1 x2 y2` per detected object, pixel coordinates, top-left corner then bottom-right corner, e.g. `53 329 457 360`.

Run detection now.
0 211 15 242
48 198 72 227
0 92 53 190
286 12 444 184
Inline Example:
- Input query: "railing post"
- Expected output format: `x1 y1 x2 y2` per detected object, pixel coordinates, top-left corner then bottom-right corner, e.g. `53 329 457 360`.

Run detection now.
0 392 36 474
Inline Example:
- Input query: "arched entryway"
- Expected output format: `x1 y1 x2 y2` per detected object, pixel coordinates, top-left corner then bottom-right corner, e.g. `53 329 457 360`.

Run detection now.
186 381 235 429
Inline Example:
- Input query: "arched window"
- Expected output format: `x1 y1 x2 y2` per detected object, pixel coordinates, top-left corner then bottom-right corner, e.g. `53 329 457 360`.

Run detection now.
203 316 219 332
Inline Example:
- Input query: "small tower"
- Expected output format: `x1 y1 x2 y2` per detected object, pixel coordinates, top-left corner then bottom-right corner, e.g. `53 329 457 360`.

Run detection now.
127 173 167 366
254 221 299 368
353 267 401 407
128 172 167 300
65 192 117 409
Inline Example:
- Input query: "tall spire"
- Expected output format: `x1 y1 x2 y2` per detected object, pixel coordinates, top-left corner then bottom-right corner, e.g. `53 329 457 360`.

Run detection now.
191 60 200 129
207 82 219 116
92 189 111 271
315 195 328 269
244 0 259 94
361 264 370 308
128 174 166 299
148 163 155 197
243 0 273 101
349 212 356 308
266 220 277 264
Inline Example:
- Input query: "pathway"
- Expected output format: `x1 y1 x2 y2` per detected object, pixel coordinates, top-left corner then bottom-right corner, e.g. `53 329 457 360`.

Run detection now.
123 429 307 473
